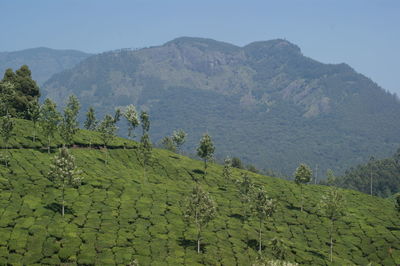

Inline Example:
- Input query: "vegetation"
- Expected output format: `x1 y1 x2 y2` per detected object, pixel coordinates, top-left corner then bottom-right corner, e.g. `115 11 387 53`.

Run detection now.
319 187 345 262
39 98 61 153
334 149 400 197
196 133 215 176
48 147 82 216
185 185 217 253
294 164 312 212
59 95 80 146
0 119 399 264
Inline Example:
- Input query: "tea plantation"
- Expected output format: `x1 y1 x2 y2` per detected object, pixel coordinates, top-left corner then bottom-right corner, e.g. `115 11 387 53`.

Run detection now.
0 119 399 265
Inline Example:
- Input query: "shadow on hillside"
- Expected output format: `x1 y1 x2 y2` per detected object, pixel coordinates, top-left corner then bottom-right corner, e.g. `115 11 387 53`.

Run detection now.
169 155 180 160
192 169 205 175
45 203 74 215
246 239 265 252
286 204 301 211
228 213 245 221
178 237 205 252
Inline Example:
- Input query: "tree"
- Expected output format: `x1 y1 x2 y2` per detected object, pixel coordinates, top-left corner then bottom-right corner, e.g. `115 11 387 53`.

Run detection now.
252 187 276 255
97 114 117 164
114 108 122 123
319 187 345 262
60 95 80 146
161 136 176 152
84 106 97 148
0 81 16 116
140 111 150 135
395 193 400 212
39 98 61 154
172 129 187 153
124 104 140 140
294 164 312 212
27 101 40 143
238 173 256 220
222 157 233 180
139 133 152 178
48 147 82 216
2 65 40 118
326 169 336 186
185 185 217 253
231 157 244 169
0 114 14 168
196 133 215 176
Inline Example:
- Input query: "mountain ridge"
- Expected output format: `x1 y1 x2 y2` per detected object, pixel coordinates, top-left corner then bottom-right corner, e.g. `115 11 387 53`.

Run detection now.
42 37 400 176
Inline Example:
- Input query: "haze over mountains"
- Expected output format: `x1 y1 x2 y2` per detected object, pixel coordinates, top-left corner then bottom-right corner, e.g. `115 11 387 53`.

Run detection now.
2 37 400 176
0 47 91 85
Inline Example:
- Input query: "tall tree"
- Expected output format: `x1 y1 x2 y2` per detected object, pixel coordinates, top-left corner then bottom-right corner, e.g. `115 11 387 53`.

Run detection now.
161 136 176 152
84 106 97 148
172 129 187 153
252 187 276 255
60 95 80 146
124 104 140 140
326 169 336 186
39 99 61 154
139 133 152 178
2 65 40 118
196 133 215 176
27 101 41 143
185 185 217 254
97 114 117 164
0 81 16 116
294 163 312 212
140 111 150 135
395 193 400 212
222 157 233 180
48 147 82 216
319 187 345 262
0 114 14 168
238 173 256 220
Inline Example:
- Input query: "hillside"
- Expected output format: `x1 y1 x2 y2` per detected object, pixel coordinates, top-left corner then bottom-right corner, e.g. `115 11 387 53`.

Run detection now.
0 119 399 265
0 48 91 85
42 37 400 177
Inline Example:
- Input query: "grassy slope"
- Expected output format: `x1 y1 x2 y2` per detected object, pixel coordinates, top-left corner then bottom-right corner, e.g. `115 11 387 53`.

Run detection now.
0 119 399 265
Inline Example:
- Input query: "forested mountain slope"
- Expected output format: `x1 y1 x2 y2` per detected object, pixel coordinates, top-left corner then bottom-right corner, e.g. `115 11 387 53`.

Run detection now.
0 119 399 265
42 37 400 176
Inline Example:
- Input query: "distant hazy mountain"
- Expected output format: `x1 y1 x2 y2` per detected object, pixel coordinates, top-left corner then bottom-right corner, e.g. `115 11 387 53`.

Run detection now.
43 37 400 176
0 47 91 85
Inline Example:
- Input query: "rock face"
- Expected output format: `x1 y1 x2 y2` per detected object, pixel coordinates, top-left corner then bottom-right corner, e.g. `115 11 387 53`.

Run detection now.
43 37 400 176
0 47 91 85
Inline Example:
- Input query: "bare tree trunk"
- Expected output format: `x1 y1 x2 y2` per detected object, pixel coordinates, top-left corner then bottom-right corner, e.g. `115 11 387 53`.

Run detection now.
62 181 65 217
330 219 333 262
300 185 303 212
33 124 36 143
370 171 373 196
259 219 262 254
48 136 51 154
204 159 207 177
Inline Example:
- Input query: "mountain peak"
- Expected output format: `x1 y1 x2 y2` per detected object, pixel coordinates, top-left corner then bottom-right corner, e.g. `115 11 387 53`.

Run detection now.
244 39 302 57
164 36 239 53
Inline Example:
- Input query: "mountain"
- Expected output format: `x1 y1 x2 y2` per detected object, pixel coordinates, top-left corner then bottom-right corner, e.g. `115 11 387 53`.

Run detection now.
0 47 91 85
0 118 399 265
334 148 400 197
42 37 400 176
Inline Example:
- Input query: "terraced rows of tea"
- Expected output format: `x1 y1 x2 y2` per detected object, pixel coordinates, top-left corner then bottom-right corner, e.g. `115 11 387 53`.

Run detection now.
0 120 399 265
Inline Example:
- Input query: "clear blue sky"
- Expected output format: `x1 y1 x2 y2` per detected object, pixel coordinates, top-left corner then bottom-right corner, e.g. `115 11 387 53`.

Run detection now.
1 0 399 94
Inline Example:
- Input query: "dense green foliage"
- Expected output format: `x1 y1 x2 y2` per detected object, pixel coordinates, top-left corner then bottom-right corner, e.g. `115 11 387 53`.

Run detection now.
334 149 400 197
42 37 400 177
0 119 399 264
0 47 91 85
1 65 40 118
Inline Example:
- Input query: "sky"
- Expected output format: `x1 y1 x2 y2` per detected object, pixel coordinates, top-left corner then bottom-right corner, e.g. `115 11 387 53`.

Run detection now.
1 0 399 94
